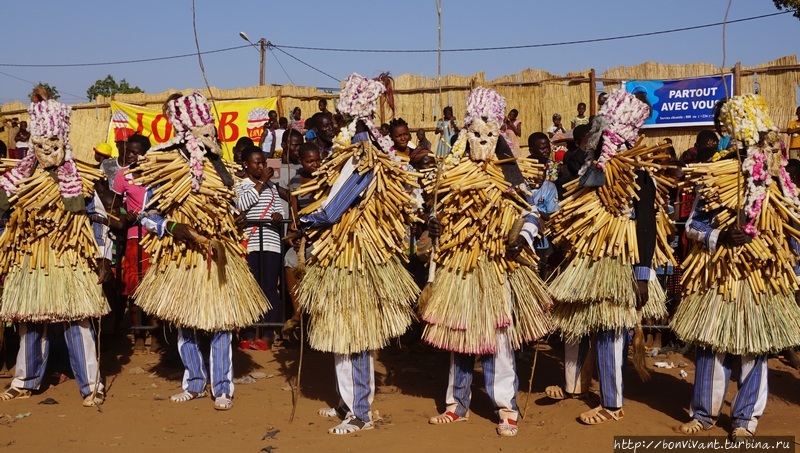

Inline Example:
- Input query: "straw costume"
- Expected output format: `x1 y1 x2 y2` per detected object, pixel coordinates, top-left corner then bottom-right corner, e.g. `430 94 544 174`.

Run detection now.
421 88 551 437
133 92 269 411
547 89 675 424
293 73 420 435
674 94 800 440
0 95 110 406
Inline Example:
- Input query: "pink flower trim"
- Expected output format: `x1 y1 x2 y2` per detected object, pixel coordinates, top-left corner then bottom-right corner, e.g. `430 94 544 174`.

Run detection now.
0 153 37 195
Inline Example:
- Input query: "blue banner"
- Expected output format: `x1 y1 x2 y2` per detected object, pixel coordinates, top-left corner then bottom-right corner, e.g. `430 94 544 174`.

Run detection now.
624 74 734 128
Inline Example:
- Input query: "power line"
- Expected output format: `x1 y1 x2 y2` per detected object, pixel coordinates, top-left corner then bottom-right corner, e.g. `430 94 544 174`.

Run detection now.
268 48 295 85
0 44 250 68
0 70 86 100
271 47 339 83
272 10 794 53
0 9 790 72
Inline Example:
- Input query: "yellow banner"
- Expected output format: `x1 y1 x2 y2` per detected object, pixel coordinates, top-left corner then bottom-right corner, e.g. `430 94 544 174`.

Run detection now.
106 98 278 161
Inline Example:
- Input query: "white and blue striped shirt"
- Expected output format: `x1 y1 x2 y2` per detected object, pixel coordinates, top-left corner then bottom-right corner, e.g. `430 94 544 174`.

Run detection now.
236 179 285 254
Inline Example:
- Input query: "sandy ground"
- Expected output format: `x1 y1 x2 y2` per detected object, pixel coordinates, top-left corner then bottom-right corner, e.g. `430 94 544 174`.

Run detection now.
0 336 798 453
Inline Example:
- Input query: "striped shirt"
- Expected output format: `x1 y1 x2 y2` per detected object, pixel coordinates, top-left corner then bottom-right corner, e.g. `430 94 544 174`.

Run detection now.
236 179 285 254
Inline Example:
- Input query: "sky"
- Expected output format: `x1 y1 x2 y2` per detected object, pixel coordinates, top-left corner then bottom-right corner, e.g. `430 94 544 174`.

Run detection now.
0 0 798 105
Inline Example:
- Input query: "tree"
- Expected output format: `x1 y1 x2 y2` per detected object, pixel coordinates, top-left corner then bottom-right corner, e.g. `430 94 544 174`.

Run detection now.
773 0 800 19
33 82 59 100
86 75 144 101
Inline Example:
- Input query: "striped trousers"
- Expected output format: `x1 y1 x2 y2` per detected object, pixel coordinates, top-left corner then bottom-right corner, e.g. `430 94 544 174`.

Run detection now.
564 335 594 396
12 321 103 397
689 346 768 433
595 329 628 409
177 328 234 397
444 329 519 421
333 351 375 422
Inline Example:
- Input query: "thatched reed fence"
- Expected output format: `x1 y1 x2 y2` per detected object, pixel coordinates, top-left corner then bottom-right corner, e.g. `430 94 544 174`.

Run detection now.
2 55 798 161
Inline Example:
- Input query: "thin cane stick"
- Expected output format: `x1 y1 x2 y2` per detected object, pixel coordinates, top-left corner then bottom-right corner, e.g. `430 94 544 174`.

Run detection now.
289 310 304 423
521 340 540 419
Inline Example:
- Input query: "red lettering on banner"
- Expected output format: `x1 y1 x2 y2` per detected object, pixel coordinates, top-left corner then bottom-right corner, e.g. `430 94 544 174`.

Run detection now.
135 113 145 134
151 114 173 143
218 112 239 142
248 126 264 140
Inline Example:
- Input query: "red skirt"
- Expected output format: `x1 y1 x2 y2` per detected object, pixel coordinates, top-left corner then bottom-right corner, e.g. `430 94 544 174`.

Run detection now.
121 238 151 296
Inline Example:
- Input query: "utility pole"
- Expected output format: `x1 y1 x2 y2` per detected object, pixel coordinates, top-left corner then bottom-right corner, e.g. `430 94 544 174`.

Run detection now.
259 38 266 86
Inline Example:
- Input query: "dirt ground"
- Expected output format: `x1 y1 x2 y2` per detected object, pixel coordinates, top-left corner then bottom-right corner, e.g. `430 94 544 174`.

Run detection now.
1 336 798 453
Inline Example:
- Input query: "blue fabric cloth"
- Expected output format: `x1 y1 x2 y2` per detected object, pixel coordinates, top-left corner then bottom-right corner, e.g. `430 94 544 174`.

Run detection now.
300 170 374 228
530 181 557 249
686 196 720 251
718 135 731 151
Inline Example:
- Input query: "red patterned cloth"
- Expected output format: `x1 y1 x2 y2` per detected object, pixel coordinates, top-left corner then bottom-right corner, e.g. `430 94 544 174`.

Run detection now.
121 238 150 296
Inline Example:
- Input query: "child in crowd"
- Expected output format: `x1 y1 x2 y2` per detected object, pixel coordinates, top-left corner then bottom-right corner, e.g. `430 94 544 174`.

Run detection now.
570 102 588 129
283 143 322 336
547 113 566 139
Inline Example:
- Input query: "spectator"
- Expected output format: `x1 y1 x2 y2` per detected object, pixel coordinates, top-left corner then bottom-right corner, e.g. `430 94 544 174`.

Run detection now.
388 118 412 158
597 92 608 108
92 142 113 164
112 133 158 354
681 130 718 165
783 106 800 159
570 102 589 129
102 127 134 184
555 124 590 198
416 128 431 151
434 106 458 156
0 139 7 159
14 121 30 157
259 110 279 157
283 143 322 337
236 145 285 351
1 117 20 159
289 107 304 132
310 112 335 158
379 123 390 137
527 132 551 165
502 109 522 156
547 113 566 139
274 117 288 158
232 137 254 179
318 99 329 114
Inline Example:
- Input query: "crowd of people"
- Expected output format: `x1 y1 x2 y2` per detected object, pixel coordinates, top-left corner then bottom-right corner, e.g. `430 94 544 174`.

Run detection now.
0 78 799 442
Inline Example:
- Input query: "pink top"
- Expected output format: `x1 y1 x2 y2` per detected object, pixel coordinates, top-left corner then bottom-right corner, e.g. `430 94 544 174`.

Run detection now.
113 168 147 239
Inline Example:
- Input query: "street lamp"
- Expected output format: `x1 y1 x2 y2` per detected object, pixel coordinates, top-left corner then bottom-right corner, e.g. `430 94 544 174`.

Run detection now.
239 31 267 86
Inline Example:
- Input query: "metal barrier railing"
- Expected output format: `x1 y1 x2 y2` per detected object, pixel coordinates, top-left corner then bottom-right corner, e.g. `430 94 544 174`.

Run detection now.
126 219 294 332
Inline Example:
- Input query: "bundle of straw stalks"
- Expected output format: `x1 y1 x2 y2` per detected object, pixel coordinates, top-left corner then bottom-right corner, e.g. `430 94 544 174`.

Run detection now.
0 162 108 321
418 156 552 354
293 141 420 353
547 142 675 341
671 158 800 354
131 151 269 331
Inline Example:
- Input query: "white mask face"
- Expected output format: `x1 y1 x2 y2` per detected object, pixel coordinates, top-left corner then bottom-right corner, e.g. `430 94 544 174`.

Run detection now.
467 118 500 161
190 123 221 155
32 135 66 168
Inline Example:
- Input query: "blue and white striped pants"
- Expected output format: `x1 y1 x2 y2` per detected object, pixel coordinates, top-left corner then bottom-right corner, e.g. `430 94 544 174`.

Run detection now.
595 329 628 409
444 329 519 421
689 346 768 433
564 335 594 395
12 321 103 397
177 328 234 397
333 351 375 422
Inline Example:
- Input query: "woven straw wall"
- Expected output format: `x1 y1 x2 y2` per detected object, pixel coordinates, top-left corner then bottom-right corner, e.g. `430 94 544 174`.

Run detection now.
2 55 797 162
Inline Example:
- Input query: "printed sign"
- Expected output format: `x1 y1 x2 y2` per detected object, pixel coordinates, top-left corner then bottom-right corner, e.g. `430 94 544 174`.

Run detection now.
624 75 734 128
107 98 278 160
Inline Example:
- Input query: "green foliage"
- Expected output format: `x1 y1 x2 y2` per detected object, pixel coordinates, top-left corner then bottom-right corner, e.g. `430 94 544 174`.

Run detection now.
86 75 144 101
773 0 800 19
